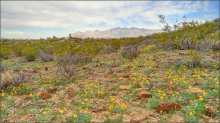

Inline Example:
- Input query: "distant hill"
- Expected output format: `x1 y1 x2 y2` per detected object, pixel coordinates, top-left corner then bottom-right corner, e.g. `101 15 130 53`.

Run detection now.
71 27 162 39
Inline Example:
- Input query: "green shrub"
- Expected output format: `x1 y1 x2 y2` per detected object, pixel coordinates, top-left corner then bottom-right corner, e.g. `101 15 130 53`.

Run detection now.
57 54 92 81
122 45 139 60
22 48 38 62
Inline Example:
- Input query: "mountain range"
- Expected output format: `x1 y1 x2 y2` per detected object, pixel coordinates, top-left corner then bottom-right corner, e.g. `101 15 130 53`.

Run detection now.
71 27 162 39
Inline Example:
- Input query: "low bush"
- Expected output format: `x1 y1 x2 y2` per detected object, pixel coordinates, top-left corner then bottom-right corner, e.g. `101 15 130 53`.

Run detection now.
57 54 92 81
213 40 220 51
187 50 203 68
103 45 117 54
0 73 30 90
39 48 54 62
122 45 139 60
196 40 213 52
180 39 194 50
22 48 38 62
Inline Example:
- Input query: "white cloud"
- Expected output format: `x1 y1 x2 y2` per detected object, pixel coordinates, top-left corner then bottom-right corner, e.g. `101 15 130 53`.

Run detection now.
1 1 217 39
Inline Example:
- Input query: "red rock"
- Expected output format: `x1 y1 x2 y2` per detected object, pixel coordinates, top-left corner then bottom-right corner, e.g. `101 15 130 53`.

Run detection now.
156 102 181 114
47 88 58 94
119 85 130 90
82 66 88 70
123 73 131 78
41 92 51 100
106 87 113 91
33 68 41 73
92 104 106 112
137 91 152 98
45 67 49 71
205 107 216 117
67 92 74 99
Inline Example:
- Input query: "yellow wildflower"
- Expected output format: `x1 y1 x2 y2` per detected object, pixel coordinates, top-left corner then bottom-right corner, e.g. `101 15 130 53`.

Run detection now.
108 104 114 110
199 96 203 101
42 111 47 115
29 93 33 97
59 109 64 114
189 112 193 115
120 103 127 109
73 114 78 118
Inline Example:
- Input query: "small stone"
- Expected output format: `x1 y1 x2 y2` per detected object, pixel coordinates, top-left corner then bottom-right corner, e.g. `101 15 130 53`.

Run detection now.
205 107 216 117
188 87 203 95
169 113 184 122
119 85 130 90
123 73 131 78
33 68 41 73
106 87 113 91
156 102 181 114
41 92 51 100
137 91 152 98
45 67 49 71
82 66 88 70
92 104 106 112
47 88 58 94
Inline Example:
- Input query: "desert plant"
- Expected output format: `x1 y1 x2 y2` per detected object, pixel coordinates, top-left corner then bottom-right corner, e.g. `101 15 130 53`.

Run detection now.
164 42 177 50
57 54 92 81
39 48 54 62
122 45 139 60
180 39 194 50
196 40 213 52
0 73 30 90
212 40 220 51
0 64 5 72
188 50 203 68
103 45 117 54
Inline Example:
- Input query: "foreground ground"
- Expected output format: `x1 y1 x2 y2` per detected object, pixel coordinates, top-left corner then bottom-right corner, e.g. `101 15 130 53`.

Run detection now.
0 47 219 122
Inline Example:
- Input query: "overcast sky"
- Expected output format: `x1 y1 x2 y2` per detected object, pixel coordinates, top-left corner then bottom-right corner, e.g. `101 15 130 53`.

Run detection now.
1 1 219 39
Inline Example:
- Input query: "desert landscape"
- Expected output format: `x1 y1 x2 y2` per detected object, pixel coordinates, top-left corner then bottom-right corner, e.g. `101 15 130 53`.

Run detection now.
1 1 219 122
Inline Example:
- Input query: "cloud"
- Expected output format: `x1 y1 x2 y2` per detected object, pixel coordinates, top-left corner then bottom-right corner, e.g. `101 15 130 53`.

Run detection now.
1 1 218 39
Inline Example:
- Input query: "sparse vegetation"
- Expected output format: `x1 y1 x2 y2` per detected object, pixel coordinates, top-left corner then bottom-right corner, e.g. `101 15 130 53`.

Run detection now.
0 17 219 122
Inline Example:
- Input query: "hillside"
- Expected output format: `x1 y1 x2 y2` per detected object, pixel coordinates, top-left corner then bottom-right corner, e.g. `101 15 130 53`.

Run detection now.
71 27 162 39
0 20 219 122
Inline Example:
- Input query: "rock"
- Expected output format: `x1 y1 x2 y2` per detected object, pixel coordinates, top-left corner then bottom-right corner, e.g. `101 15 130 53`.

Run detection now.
45 67 49 71
119 85 130 90
137 91 152 98
137 82 144 88
188 87 203 95
169 113 184 122
33 68 41 73
156 102 181 114
106 87 113 91
82 66 88 70
41 92 51 100
47 88 58 94
67 92 74 99
123 73 131 78
205 107 216 117
92 104 106 112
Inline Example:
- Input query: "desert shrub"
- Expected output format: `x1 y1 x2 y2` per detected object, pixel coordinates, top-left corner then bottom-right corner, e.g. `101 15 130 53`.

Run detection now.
164 42 177 50
187 50 203 68
122 45 139 60
24 52 37 62
57 54 92 81
0 64 5 72
196 40 213 52
140 44 158 53
0 46 11 59
103 45 117 54
39 48 54 62
22 48 38 62
0 73 29 90
213 40 220 51
180 39 194 50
